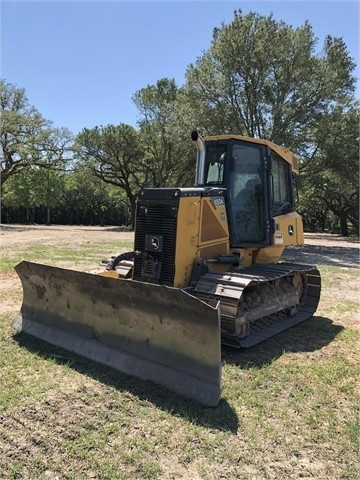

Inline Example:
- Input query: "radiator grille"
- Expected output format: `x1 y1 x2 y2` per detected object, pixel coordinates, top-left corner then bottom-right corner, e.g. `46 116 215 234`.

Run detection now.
134 202 178 286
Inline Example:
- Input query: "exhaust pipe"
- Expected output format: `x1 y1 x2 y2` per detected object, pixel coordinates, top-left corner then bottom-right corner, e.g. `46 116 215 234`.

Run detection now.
191 130 206 186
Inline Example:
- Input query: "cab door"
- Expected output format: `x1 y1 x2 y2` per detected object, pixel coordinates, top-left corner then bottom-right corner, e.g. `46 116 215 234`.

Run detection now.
226 140 272 247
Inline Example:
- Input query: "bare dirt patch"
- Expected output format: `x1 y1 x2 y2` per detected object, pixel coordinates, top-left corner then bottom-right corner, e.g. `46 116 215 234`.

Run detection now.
282 232 359 269
0 224 134 251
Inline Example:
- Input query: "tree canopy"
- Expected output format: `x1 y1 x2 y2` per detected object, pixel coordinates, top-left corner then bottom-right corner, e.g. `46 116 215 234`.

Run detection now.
73 124 145 224
133 78 195 188
181 10 356 148
299 105 359 235
0 79 73 187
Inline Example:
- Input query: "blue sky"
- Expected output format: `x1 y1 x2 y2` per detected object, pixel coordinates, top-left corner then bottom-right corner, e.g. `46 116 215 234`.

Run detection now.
1 1 359 135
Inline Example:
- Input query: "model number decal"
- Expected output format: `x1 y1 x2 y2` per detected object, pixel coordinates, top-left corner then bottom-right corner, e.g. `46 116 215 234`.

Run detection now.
212 197 225 207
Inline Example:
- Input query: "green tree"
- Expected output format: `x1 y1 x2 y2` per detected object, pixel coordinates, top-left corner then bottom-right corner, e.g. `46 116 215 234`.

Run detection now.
36 168 66 225
2 170 35 223
3 167 65 224
133 78 195 187
299 105 359 235
0 79 73 187
62 169 116 226
74 124 145 226
182 10 356 152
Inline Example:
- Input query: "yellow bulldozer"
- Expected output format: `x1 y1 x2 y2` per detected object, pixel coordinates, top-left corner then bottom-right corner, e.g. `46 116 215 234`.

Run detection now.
12 131 321 406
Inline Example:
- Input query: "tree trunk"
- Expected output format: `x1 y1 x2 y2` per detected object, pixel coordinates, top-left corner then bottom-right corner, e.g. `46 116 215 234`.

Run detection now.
339 214 349 236
129 196 136 229
99 208 105 227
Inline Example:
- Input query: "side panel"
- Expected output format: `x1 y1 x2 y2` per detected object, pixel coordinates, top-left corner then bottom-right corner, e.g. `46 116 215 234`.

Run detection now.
173 196 202 288
175 194 230 286
254 212 304 264
199 196 229 244
13 261 222 406
273 211 304 246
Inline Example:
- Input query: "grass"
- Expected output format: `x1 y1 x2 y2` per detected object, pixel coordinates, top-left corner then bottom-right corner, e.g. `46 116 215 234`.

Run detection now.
0 241 134 271
1 233 359 480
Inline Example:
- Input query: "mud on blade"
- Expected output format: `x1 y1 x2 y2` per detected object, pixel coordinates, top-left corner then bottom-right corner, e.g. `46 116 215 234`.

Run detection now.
12 261 221 406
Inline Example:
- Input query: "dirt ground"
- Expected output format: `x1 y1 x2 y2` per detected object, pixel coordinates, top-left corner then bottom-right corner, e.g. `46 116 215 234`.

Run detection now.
282 232 359 268
0 224 358 319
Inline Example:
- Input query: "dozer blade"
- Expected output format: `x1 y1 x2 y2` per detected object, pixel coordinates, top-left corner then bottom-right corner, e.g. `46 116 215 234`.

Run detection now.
12 261 221 407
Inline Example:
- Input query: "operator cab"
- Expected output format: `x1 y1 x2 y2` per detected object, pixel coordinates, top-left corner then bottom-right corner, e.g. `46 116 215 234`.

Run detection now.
194 133 295 248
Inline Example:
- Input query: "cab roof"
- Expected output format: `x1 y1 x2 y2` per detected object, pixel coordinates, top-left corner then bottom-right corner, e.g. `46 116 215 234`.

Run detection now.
204 134 299 175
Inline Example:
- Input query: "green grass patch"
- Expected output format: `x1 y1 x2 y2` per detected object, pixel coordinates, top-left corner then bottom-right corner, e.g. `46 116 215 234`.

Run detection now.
1 239 359 480
0 241 133 271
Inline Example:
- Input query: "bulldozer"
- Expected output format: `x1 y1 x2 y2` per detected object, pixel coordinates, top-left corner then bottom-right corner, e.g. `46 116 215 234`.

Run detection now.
12 131 321 407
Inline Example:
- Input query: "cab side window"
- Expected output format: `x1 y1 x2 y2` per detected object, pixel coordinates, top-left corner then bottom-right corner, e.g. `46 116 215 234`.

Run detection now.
271 153 293 215
204 145 227 185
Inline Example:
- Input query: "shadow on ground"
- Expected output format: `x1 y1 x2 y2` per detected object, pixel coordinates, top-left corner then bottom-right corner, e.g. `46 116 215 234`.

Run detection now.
13 315 343 433
222 316 344 368
282 245 359 268
13 331 239 434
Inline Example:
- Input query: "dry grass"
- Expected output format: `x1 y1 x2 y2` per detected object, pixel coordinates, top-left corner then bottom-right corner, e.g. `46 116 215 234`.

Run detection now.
0 226 359 479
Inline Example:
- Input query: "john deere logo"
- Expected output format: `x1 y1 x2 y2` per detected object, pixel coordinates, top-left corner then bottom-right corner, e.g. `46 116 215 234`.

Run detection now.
151 237 160 250
145 234 163 253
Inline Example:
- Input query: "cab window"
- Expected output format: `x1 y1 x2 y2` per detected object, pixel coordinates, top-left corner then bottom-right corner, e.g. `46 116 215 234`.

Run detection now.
271 153 292 215
204 144 226 185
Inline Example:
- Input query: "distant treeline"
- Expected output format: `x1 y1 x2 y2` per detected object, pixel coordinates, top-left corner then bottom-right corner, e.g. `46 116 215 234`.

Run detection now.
2 204 128 227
